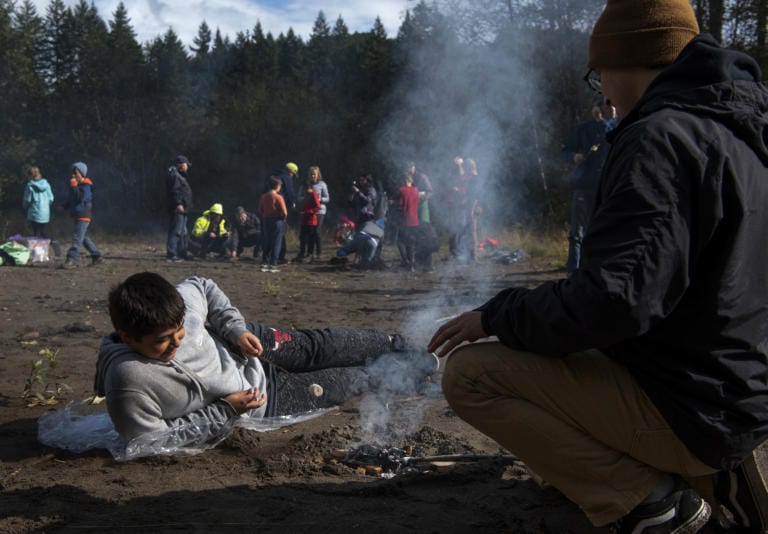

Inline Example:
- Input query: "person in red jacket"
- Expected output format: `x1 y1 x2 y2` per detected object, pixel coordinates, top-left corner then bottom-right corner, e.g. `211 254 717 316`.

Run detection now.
393 173 419 271
295 181 321 263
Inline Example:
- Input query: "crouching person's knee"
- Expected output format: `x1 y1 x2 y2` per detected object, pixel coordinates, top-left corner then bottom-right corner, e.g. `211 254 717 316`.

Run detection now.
441 346 479 414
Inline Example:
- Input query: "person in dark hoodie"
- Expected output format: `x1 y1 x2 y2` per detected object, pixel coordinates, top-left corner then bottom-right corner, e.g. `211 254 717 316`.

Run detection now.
561 99 615 275
62 162 102 268
166 155 193 262
224 206 261 261
430 1 768 533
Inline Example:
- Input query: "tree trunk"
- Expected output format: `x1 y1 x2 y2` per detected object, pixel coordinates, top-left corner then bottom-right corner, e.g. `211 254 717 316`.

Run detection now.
709 0 725 43
755 0 768 54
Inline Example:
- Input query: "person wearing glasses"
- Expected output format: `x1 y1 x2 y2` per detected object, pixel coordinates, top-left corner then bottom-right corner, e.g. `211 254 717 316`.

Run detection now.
429 1 768 532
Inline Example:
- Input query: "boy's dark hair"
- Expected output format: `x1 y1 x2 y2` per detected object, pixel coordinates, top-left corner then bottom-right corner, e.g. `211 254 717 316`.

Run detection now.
269 176 282 190
108 272 185 338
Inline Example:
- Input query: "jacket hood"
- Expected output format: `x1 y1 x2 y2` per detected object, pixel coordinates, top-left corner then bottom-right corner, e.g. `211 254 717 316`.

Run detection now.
619 34 768 165
29 179 51 193
94 333 131 396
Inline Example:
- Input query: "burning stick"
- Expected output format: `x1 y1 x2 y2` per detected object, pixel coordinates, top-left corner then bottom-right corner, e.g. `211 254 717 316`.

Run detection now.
401 453 518 465
338 444 519 477
434 314 459 324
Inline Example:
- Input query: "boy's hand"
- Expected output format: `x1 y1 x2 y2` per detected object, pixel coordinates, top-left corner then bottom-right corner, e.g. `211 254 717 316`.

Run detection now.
224 387 267 414
428 311 487 357
237 331 263 357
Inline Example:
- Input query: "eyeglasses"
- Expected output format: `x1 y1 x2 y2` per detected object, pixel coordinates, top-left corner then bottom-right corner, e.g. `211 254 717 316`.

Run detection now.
583 69 601 93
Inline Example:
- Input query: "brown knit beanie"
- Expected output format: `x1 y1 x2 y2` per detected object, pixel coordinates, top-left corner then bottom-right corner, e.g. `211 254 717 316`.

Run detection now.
589 0 700 69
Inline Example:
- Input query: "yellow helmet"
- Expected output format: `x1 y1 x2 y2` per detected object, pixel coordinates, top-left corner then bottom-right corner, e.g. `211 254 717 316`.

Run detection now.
286 162 299 174
210 203 223 215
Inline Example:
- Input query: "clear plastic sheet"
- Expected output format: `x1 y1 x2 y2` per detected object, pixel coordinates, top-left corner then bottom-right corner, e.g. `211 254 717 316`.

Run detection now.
37 400 336 461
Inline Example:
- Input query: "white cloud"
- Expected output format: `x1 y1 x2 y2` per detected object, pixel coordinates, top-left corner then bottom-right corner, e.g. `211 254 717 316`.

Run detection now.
27 0 413 48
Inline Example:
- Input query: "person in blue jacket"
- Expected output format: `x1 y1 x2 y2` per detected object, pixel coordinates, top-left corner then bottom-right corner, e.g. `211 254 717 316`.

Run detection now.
62 162 102 268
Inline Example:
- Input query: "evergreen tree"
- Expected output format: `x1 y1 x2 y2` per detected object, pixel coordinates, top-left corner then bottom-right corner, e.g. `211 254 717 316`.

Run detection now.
192 20 212 58
0 0 39 206
277 28 304 81
333 14 349 38
40 0 77 93
311 10 330 39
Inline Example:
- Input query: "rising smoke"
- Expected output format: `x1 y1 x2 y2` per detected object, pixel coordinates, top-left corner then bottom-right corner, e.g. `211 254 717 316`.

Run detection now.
356 7 537 443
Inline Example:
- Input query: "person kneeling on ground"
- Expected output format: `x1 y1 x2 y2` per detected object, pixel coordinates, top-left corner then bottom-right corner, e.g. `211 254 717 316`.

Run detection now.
335 219 385 269
224 206 261 262
190 203 229 259
94 272 438 451
429 1 768 533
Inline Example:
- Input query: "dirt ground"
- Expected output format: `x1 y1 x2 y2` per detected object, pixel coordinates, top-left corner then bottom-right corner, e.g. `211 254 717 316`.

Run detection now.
0 239 609 533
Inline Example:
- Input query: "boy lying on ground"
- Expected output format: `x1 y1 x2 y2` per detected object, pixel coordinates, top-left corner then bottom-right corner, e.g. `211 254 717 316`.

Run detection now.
94 272 437 449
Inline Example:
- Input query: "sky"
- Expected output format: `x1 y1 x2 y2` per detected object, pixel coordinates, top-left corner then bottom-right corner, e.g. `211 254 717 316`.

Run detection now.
29 0 416 48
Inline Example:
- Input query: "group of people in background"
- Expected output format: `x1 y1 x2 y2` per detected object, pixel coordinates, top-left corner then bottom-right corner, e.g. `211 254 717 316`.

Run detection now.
165 157 332 273
19 150 482 272
19 151 483 272
19 129 609 277
162 154 483 274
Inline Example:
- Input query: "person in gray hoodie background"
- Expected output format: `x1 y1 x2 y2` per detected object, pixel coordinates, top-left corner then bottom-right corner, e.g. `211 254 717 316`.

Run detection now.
94 272 437 452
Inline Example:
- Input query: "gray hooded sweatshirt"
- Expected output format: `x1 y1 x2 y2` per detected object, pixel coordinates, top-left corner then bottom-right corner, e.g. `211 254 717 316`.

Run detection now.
94 277 267 445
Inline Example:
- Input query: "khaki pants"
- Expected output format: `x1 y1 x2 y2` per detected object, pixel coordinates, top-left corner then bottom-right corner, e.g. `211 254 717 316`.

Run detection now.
442 342 716 526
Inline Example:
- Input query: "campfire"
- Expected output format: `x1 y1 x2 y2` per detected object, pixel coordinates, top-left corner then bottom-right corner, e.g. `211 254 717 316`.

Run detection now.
332 443 517 478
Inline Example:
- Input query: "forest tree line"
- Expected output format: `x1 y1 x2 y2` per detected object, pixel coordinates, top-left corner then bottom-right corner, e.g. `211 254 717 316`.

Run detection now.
1 0 766 235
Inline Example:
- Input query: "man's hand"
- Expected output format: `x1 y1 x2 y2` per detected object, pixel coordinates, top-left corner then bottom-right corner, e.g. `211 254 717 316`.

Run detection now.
175 204 185 214
237 331 263 357
224 387 267 415
573 153 585 164
428 311 487 358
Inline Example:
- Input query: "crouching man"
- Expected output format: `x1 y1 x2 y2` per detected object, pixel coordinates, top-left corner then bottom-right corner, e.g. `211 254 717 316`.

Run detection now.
429 1 768 532
95 272 437 454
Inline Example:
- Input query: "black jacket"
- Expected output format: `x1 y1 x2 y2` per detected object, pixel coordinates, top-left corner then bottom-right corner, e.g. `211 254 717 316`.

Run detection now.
230 211 261 250
479 35 768 470
167 166 193 214
562 118 610 190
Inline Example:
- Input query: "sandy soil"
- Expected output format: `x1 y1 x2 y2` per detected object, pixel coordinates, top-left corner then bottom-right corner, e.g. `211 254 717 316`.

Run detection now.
0 240 609 533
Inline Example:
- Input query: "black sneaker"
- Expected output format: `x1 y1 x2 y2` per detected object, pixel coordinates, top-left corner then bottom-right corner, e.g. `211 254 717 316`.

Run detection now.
715 445 768 532
612 480 711 534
